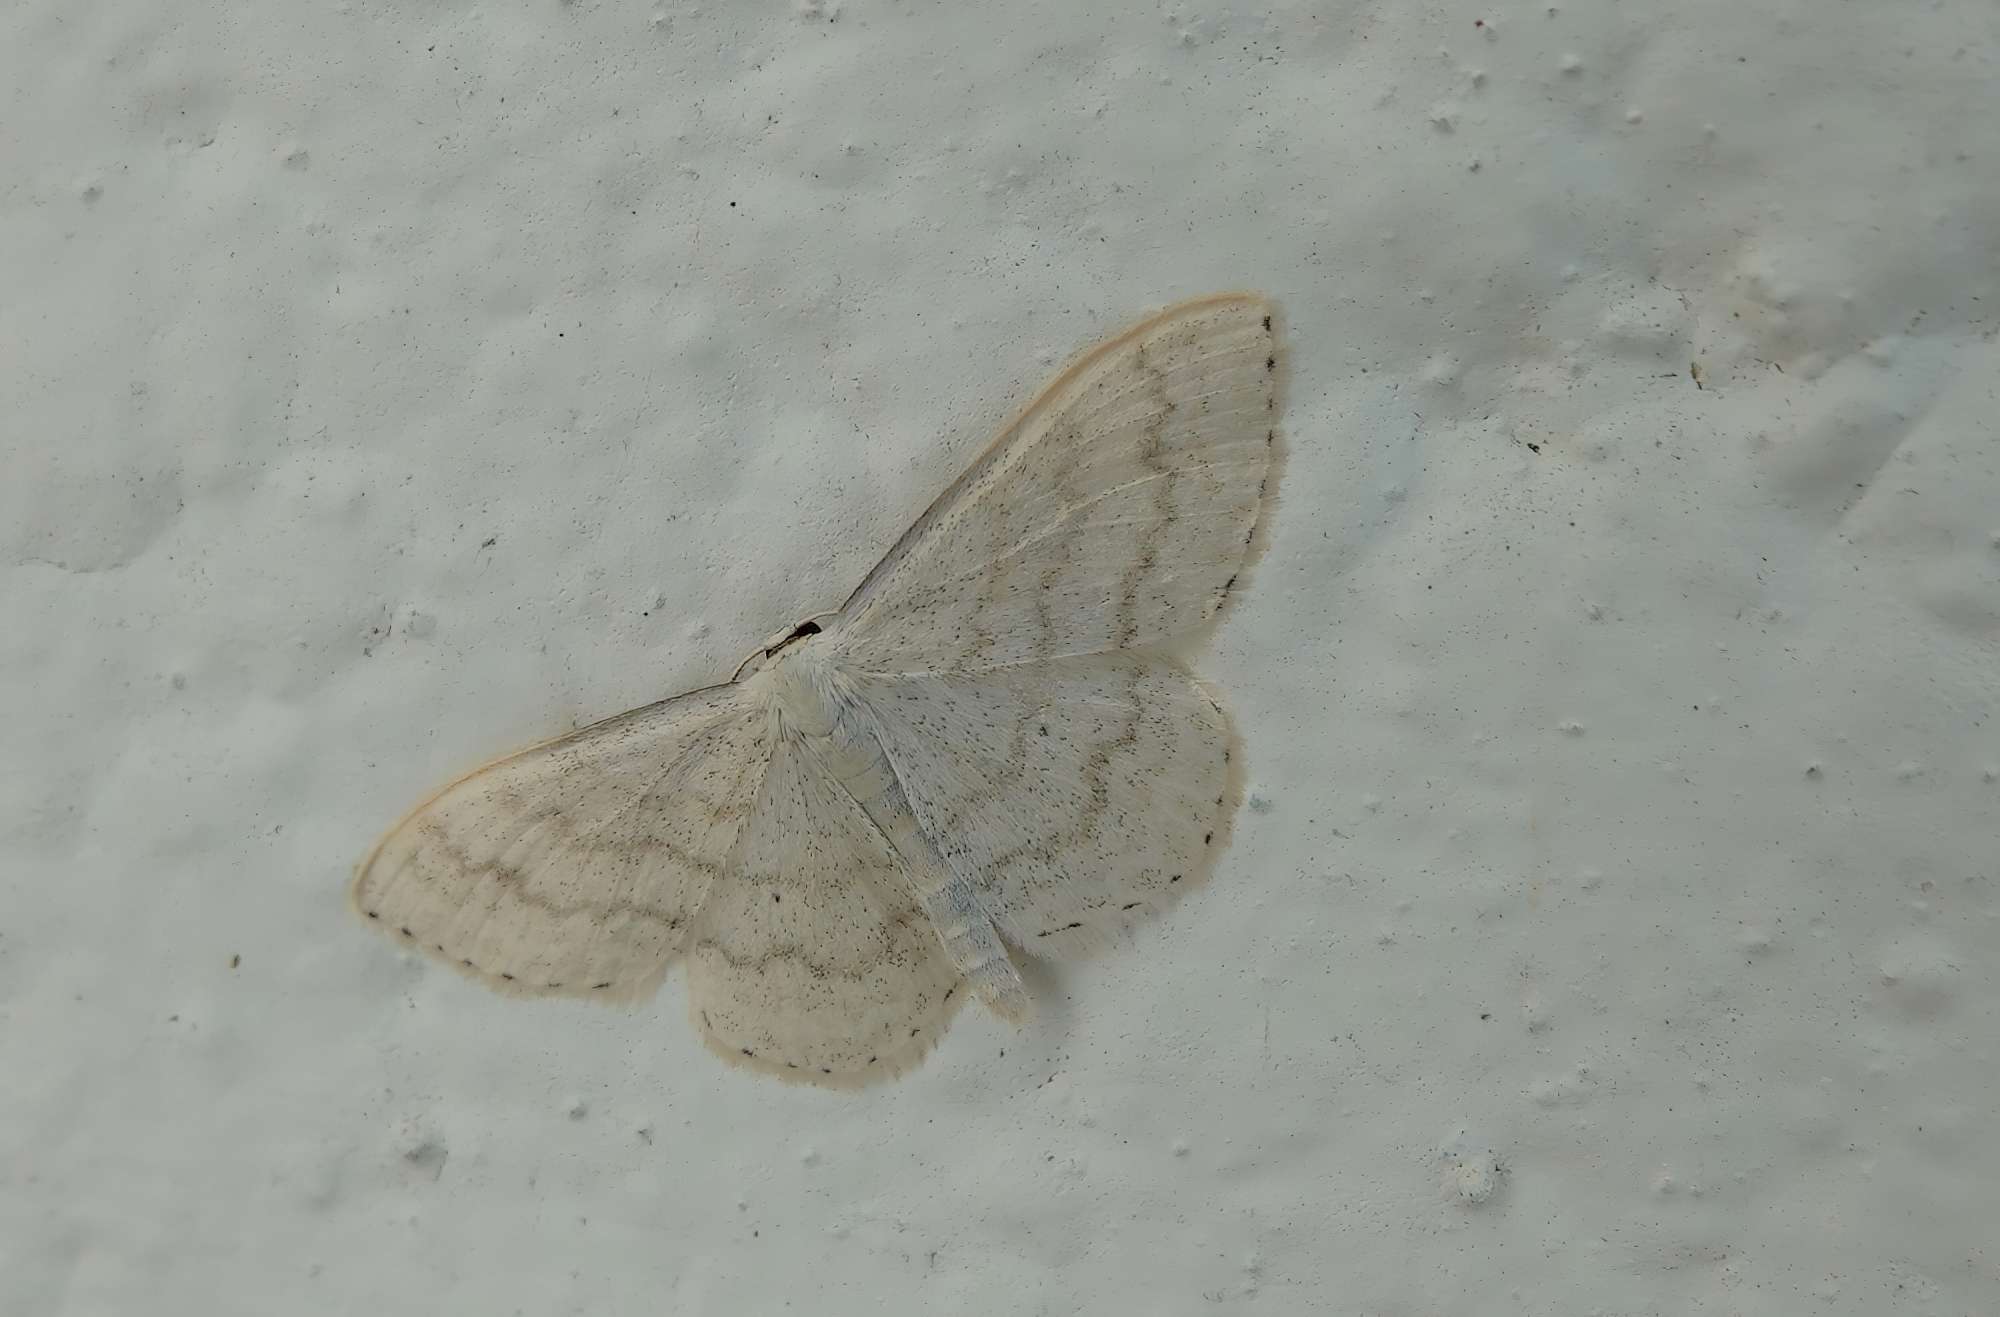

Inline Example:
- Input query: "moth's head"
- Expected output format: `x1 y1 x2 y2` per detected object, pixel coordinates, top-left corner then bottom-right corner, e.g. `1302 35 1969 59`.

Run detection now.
731 615 831 683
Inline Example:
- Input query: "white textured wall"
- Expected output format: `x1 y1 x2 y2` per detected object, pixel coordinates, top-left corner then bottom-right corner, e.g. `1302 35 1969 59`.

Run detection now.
5 1 1996 1312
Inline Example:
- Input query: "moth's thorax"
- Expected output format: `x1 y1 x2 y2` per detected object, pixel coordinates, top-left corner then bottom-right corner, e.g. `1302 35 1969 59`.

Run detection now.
750 638 850 738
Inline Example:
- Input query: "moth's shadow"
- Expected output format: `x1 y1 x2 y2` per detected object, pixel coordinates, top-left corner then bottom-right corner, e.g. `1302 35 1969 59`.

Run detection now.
1016 952 1080 1060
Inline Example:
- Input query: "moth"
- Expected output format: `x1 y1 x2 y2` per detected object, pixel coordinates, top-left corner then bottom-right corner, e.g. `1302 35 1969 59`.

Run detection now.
352 292 1282 1087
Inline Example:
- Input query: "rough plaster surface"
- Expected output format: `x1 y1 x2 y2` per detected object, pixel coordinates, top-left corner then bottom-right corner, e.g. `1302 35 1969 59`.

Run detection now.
3 1 1996 1313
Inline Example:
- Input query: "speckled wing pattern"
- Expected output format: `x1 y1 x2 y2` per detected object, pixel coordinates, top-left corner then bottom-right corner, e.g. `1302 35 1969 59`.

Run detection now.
350 684 766 1002
837 293 1279 669
835 293 1278 958
851 654 1236 961
350 292 1280 1087
685 734 965 1085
